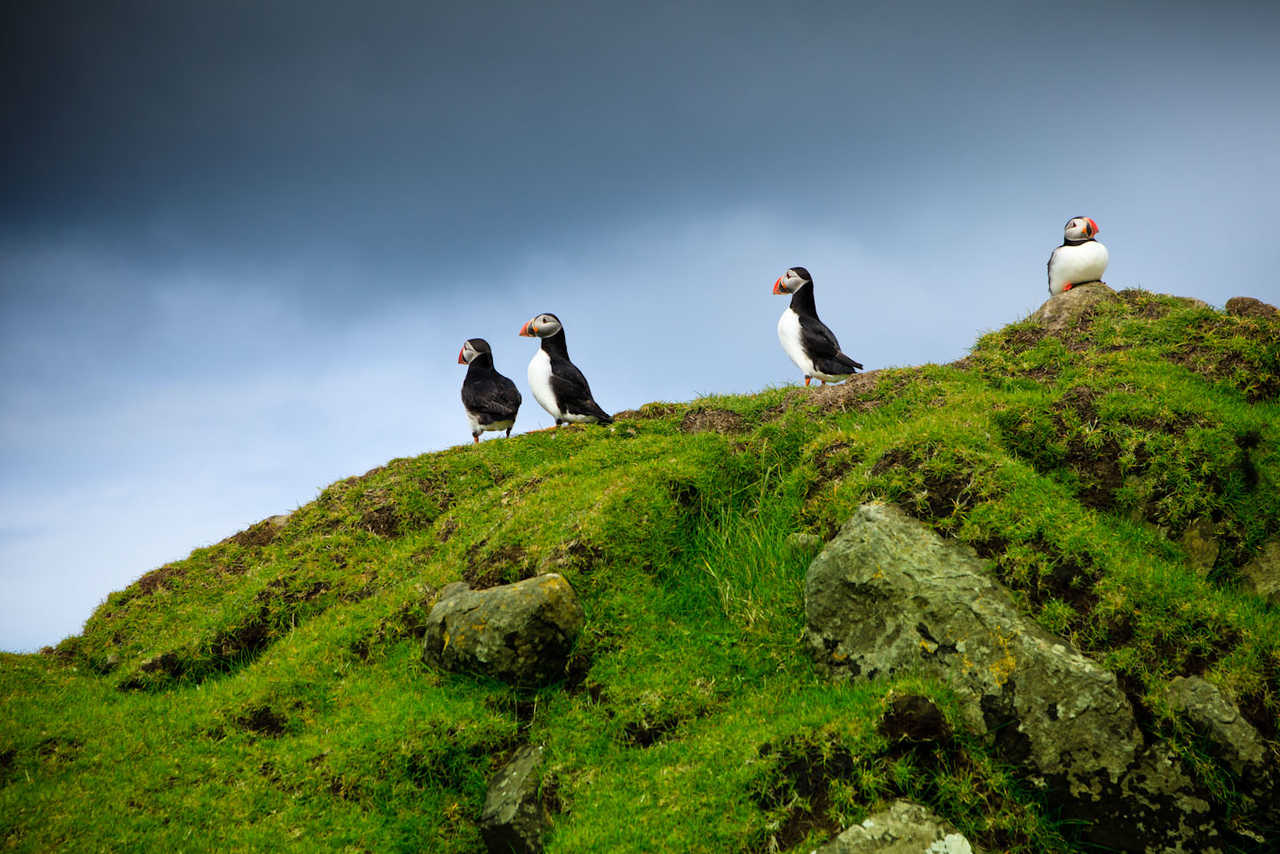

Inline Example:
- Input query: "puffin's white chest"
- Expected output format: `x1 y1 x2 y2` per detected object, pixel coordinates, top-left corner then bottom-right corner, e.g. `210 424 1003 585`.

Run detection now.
1049 241 1109 295
777 308 814 375
465 410 514 435
527 349 560 418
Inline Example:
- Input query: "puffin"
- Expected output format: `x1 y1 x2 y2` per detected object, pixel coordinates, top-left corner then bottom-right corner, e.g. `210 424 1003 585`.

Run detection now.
518 312 613 426
773 266 863 386
1047 216 1109 295
458 337 522 442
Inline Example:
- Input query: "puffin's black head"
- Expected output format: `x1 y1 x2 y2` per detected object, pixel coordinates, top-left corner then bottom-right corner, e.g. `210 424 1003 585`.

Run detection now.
458 337 492 365
772 266 812 295
1063 217 1099 240
518 312 563 339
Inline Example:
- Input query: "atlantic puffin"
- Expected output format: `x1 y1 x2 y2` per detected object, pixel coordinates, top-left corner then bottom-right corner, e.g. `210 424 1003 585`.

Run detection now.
773 267 863 386
458 338 522 442
1047 217 1109 295
518 312 613 425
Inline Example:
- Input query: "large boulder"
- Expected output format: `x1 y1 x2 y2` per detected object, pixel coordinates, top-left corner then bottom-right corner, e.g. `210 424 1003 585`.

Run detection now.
805 503 1221 853
422 574 584 686
480 745 552 854
812 800 980 854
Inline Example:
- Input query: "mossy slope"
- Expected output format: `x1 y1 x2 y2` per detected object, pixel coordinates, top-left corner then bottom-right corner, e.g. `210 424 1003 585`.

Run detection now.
3 289 1278 852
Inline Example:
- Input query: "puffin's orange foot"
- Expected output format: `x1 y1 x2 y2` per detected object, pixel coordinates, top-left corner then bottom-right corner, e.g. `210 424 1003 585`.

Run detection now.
1063 283 1074 292
473 435 480 444
804 376 812 387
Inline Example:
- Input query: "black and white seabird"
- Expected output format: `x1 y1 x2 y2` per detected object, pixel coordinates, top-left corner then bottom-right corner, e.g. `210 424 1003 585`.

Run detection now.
1047 216 1109 295
458 338 522 442
518 312 613 426
773 266 863 386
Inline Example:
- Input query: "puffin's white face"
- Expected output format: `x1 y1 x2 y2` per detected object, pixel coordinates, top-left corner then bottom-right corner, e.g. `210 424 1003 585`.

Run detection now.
1064 217 1099 241
519 313 563 339
772 267 811 295
458 338 488 365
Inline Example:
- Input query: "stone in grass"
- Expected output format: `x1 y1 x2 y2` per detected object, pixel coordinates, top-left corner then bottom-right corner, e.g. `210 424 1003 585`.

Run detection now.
480 744 553 854
805 503 1222 853
1029 281 1118 334
422 573 584 687
1239 539 1280 605
811 800 980 854
1166 676 1273 806
1179 516 1219 576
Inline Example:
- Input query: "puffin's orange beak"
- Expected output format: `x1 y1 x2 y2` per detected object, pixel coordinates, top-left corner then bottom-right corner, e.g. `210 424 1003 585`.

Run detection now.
773 276 785 294
519 321 533 337
1086 218 1099 237
458 347 466 364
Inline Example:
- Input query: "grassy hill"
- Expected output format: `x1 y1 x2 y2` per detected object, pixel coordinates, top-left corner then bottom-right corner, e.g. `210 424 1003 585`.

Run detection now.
3 288 1278 852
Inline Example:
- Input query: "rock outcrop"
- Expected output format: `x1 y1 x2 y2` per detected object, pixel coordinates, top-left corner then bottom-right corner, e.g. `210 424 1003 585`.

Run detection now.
1029 282 1117 333
812 800 980 854
422 574 584 686
805 503 1222 853
480 745 553 854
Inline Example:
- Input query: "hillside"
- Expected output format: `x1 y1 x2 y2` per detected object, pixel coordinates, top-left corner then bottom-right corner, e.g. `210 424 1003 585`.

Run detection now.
2 287 1278 852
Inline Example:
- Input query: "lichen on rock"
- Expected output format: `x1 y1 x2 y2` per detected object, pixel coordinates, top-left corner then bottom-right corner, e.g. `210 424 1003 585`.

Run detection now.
421 573 585 687
804 503 1224 852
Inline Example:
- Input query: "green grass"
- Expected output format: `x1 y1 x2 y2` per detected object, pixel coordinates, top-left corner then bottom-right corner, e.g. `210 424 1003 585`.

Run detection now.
2 289 1278 851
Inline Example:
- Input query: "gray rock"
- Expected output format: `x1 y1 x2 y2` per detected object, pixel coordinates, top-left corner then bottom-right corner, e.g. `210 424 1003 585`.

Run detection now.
480 745 550 854
1166 677 1269 781
805 503 1222 853
1180 517 1219 576
811 800 979 854
1240 539 1280 605
1030 282 1118 333
422 573 584 686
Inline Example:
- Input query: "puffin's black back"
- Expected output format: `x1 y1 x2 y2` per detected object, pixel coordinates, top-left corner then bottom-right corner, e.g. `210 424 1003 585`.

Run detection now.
462 342 522 425
538 327 612 424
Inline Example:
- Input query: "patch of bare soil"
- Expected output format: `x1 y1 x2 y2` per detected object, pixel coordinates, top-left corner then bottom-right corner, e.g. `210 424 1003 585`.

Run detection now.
678 408 748 434
794 369 886 414
463 543 535 589
223 514 291 548
133 564 188 596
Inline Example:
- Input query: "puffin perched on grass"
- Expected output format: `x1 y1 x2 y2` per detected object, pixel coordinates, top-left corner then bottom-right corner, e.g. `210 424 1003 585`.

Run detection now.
1047 217 1109 295
518 312 613 426
773 266 863 386
458 338 522 442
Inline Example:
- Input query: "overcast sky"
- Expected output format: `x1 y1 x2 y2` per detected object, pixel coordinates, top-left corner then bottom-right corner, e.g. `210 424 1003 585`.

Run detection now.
3 1 1279 651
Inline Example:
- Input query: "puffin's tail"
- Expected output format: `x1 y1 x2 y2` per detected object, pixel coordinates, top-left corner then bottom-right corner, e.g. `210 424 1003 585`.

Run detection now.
822 352 863 374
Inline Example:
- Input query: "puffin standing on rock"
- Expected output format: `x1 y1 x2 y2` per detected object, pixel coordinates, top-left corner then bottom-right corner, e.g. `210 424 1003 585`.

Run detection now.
458 338 522 442
518 312 613 426
1047 217 1109 295
773 266 863 386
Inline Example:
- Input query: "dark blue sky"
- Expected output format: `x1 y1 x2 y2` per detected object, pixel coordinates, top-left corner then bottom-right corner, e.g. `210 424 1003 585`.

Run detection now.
3 0 1279 650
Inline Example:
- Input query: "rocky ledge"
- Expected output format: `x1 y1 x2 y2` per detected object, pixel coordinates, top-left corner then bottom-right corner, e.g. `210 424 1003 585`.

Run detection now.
804 503 1272 853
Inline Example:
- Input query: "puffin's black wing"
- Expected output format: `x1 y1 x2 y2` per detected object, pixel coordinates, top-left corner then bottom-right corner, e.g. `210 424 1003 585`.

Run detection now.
549 357 613 423
462 371 522 425
1047 248 1057 293
800 315 863 374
